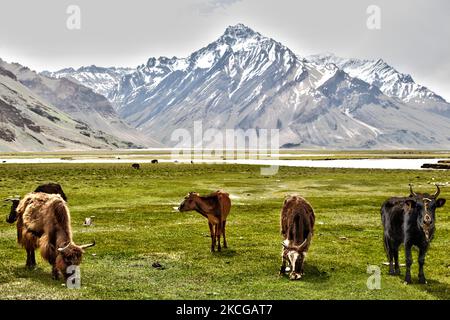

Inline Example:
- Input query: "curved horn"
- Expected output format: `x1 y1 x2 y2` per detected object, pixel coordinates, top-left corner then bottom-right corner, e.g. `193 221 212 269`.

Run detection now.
4 196 20 202
294 233 312 252
57 243 71 252
79 241 96 249
409 184 417 197
433 184 440 198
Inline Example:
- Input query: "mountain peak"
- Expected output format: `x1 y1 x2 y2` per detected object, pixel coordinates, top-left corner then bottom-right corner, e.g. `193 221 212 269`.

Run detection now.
224 23 256 37
221 23 260 43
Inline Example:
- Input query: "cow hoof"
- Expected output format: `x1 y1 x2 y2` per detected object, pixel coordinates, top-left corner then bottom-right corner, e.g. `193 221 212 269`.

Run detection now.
418 277 427 284
389 270 400 276
289 273 302 280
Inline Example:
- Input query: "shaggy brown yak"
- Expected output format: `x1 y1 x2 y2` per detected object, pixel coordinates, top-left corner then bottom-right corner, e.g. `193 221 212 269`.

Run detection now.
16 192 95 279
178 190 231 252
280 195 315 280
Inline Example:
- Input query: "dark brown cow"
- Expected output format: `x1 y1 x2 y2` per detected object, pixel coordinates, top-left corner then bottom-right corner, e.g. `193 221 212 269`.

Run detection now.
178 190 231 252
132 163 140 170
382 184 445 284
279 195 315 280
15 192 95 279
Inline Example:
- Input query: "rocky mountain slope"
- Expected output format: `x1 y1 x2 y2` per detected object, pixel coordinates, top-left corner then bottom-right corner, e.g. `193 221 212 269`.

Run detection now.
1 59 159 148
0 66 137 152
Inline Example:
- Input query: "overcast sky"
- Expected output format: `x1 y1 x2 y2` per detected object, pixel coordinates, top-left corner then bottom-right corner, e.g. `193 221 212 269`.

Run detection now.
1 0 449 100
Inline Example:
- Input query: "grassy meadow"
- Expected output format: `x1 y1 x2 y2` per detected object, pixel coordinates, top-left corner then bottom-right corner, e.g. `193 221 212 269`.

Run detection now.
0 162 449 300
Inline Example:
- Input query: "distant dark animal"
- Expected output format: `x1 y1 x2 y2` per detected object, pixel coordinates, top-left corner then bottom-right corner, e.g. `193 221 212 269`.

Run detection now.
35 183 67 202
15 192 95 279
178 190 231 252
381 184 446 284
132 163 140 169
151 159 158 164
5 183 67 224
280 195 315 280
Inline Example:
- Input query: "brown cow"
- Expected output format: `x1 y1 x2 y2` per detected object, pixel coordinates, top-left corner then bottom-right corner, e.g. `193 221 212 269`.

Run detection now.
178 190 231 252
279 195 315 280
15 192 95 279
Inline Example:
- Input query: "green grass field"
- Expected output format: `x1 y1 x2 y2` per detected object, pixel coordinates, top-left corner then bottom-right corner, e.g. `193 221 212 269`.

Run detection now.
0 163 449 300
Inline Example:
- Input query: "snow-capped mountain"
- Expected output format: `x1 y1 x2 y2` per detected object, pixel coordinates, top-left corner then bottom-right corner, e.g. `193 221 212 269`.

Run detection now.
0 66 136 152
104 24 450 149
42 66 134 100
308 53 447 104
0 59 159 148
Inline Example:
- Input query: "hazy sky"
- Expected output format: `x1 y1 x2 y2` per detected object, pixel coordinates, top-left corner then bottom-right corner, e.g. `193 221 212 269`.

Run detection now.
1 0 449 100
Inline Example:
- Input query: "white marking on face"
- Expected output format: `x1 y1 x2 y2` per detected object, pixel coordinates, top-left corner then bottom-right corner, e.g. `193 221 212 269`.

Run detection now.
288 251 299 269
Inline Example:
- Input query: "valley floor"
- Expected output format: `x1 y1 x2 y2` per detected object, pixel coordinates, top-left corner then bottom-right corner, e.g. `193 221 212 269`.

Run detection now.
0 162 449 299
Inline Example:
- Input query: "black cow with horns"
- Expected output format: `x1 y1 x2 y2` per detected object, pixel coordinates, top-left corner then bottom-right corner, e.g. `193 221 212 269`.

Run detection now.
381 184 446 284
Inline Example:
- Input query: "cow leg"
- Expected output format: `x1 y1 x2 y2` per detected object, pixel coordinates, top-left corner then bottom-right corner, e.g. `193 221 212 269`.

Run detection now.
215 223 222 252
279 254 287 276
393 244 400 275
418 246 428 284
208 222 215 252
385 237 395 275
222 221 228 249
26 248 36 268
404 242 413 284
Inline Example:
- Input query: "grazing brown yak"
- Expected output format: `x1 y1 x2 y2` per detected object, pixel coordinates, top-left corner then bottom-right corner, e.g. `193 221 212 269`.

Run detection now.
279 195 315 280
178 190 231 252
15 192 95 279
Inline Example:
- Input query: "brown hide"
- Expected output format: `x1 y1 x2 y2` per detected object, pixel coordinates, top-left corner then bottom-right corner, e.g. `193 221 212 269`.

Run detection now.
179 190 231 252
15 192 93 279
281 195 315 246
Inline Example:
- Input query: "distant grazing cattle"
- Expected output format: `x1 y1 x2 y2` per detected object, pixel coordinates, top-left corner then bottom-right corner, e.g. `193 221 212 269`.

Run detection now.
35 183 67 202
178 190 231 252
15 192 95 279
132 163 140 170
381 184 446 284
280 195 315 280
5 183 67 224
151 159 158 164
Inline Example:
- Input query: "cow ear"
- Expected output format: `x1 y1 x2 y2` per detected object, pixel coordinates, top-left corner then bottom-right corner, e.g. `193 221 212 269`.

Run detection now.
436 198 446 208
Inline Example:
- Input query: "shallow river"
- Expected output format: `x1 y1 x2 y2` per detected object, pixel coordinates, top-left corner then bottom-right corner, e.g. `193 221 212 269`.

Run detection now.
0 157 443 170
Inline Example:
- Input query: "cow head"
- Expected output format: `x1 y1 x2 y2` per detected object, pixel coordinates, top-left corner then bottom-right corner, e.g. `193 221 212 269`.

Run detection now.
178 192 200 212
282 233 311 280
406 185 446 241
56 241 95 278
4 196 20 223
